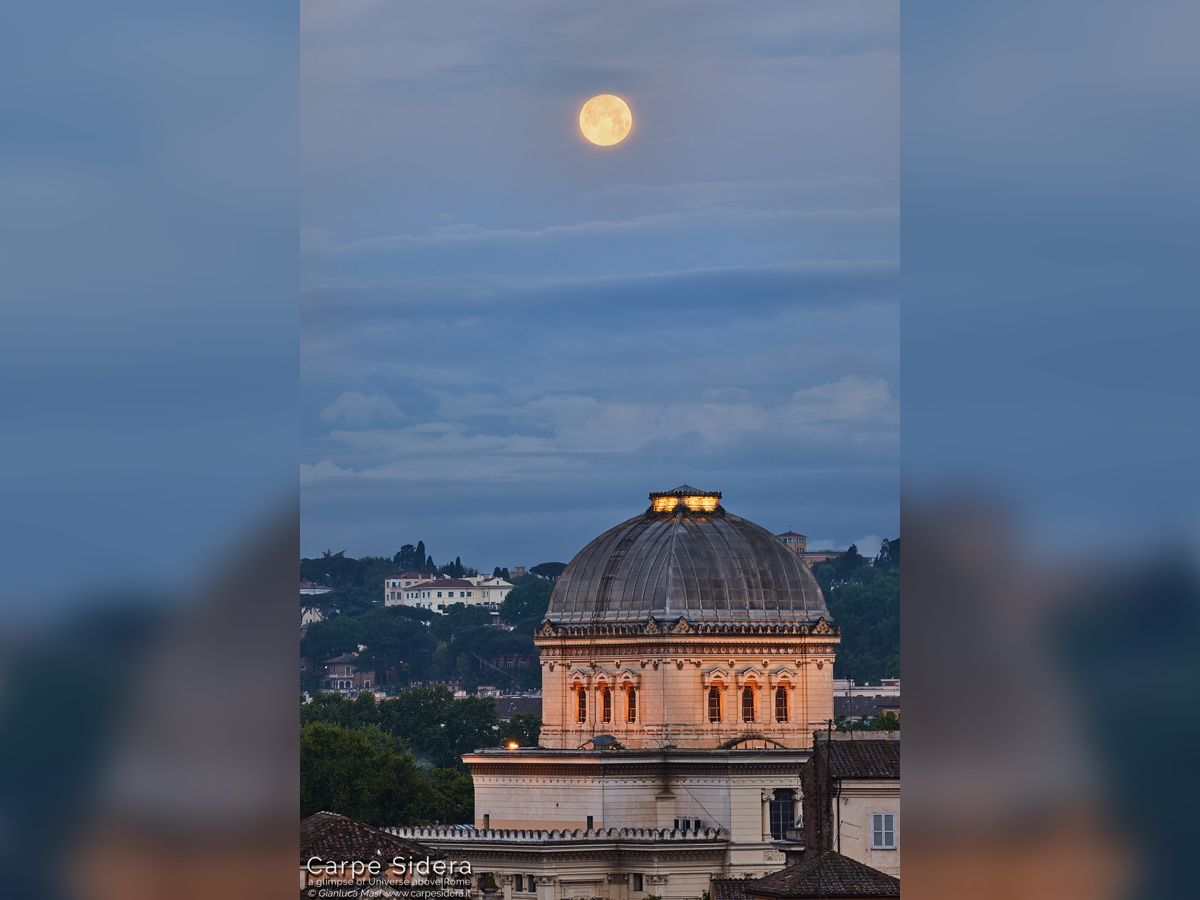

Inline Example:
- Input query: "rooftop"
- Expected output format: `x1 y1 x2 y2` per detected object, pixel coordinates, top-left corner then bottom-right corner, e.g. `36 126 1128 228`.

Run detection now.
300 811 442 864
710 877 757 900
816 734 900 779
750 851 900 898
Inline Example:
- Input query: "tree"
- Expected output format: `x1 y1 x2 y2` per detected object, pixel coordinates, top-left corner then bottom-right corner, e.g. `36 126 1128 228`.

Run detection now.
415 541 426 569
300 722 434 825
874 538 900 572
530 562 567 580
499 714 541 747
304 687 503 770
500 576 553 630
426 767 473 823
835 544 867 581
875 711 900 730
394 544 418 570
456 653 477 692
301 616 360 667
820 538 900 684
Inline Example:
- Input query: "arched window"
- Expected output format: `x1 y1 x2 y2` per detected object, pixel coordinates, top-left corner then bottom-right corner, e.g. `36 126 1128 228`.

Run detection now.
576 687 587 723
775 686 789 722
601 686 612 723
626 687 637 723
707 686 722 723
742 685 756 722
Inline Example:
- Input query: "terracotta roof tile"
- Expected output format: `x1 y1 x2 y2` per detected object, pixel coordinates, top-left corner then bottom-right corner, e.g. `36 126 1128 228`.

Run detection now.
823 739 900 779
300 811 443 864
711 877 756 900
750 851 899 897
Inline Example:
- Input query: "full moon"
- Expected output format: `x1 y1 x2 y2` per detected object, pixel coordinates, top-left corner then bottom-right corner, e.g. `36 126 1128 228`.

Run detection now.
579 94 633 147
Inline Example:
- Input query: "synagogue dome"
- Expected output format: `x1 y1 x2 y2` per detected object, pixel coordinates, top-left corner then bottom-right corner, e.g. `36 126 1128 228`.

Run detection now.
546 486 830 626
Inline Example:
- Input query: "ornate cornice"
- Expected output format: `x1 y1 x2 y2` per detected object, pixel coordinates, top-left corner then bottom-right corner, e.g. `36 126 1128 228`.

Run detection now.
536 615 838 640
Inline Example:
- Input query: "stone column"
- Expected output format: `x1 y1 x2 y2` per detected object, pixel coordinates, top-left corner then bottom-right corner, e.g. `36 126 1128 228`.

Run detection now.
606 872 629 900
536 874 560 900
760 788 771 841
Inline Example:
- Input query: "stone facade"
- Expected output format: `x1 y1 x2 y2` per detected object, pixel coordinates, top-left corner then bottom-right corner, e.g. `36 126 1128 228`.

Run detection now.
536 618 836 752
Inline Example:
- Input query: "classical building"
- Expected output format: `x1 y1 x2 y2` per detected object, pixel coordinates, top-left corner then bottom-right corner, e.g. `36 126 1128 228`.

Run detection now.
800 732 900 876
390 485 843 900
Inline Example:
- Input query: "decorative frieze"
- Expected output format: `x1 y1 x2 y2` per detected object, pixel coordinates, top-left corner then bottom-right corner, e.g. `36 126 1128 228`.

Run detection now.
536 615 839 640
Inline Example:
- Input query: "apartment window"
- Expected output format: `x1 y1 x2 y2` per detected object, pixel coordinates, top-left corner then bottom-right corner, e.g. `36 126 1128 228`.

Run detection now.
872 812 896 849
632 874 644 892
601 687 612 723
526 876 536 893
742 686 756 722
626 687 637 723
460 591 466 597
576 688 587 723
586 815 594 829
775 686 789 722
769 789 795 840
707 686 722 722
437 591 443 598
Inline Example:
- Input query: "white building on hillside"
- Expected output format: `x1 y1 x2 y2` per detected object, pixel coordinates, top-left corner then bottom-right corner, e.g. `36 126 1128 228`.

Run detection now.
384 570 428 603
387 575 514 613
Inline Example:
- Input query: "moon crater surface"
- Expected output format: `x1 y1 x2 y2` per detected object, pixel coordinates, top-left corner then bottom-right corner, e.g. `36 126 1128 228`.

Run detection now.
579 94 633 147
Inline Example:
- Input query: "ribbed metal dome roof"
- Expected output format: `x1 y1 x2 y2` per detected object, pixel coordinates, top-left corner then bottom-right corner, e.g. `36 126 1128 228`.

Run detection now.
546 487 829 626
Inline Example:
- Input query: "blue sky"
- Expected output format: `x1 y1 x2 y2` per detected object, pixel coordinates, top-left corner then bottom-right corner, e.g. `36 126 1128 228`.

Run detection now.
301 1 899 568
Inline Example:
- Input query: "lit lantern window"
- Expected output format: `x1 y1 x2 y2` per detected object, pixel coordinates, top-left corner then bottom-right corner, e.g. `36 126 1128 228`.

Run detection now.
648 485 721 515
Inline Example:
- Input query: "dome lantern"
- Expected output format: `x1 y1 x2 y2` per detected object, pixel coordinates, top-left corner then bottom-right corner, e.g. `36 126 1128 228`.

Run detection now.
648 484 722 514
